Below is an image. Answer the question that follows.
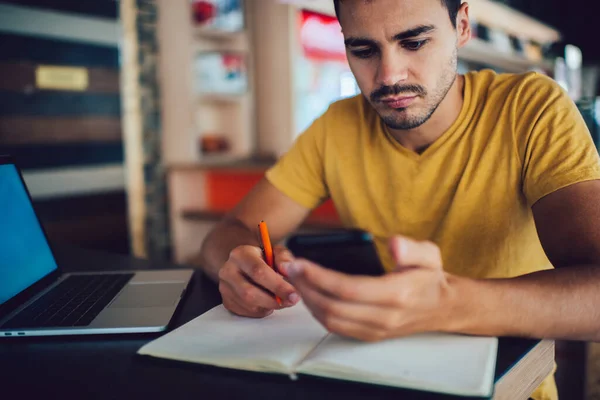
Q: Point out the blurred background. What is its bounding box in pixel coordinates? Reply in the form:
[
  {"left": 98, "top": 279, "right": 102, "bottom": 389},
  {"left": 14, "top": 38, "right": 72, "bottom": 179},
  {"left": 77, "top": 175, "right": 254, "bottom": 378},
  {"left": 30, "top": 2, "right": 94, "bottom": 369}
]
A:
[{"left": 0, "top": 0, "right": 599, "bottom": 398}]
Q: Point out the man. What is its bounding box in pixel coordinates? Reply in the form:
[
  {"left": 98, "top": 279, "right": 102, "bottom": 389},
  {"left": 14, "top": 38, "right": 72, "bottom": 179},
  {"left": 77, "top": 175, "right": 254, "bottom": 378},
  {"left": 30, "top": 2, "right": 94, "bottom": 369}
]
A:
[{"left": 197, "top": 1, "right": 600, "bottom": 399}]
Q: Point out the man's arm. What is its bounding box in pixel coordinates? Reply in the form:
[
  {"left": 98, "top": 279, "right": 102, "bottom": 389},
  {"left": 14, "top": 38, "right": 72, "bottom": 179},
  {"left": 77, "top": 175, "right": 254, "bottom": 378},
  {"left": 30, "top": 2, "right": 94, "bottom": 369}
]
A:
[
  {"left": 282, "top": 180, "right": 600, "bottom": 342},
  {"left": 447, "top": 179, "right": 600, "bottom": 340},
  {"left": 196, "top": 178, "right": 311, "bottom": 282}
]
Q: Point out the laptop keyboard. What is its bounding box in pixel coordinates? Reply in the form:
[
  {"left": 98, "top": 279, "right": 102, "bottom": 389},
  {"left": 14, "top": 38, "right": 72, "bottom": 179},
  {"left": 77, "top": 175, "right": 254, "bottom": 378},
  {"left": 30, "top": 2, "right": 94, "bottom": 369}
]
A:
[{"left": 2, "top": 273, "right": 134, "bottom": 329}]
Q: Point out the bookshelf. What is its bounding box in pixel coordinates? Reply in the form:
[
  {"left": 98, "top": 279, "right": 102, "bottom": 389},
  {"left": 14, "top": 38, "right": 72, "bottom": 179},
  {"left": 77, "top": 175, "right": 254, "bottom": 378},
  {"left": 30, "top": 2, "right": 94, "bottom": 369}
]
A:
[
  {"left": 157, "top": 0, "right": 255, "bottom": 166},
  {"left": 459, "top": 37, "right": 555, "bottom": 73},
  {"left": 159, "top": 0, "right": 563, "bottom": 166}
]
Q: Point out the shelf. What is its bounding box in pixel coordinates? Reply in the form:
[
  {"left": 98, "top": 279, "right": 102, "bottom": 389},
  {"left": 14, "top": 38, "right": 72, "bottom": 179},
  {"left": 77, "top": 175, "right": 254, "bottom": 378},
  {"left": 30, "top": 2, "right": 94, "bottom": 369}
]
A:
[
  {"left": 182, "top": 209, "right": 343, "bottom": 229},
  {"left": 197, "top": 93, "right": 246, "bottom": 103},
  {"left": 168, "top": 151, "right": 277, "bottom": 170},
  {"left": 168, "top": 154, "right": 277, "bottom": 171},
  {"left": 279, "top": 0, "right": 335, "bottom": 16},
  {"left": 198, "top": 153, "right": 244, "bottom": 164},
  {"left": 459, "top": 38, "right": 554, "bottom": 73},
  {"left": 194, "top": 26, "right": 245, "bottom": 40},
  {"left": 22, "top": 164, "right": 125, "bottom": 200},
  {"left": 468, "top": 0, "right": 561, "bottom": 44}
]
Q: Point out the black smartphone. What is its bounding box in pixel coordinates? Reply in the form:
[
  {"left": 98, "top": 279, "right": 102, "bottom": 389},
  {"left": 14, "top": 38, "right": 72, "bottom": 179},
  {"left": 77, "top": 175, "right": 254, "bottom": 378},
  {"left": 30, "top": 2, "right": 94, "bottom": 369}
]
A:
[{"left": 285, "top": 229, "right": 386, "bottom": 276}]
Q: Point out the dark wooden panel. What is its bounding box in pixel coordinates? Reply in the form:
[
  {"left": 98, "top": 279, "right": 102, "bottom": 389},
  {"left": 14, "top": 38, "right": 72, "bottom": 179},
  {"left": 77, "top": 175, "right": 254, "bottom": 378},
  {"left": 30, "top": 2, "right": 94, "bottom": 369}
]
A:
[
  {"left": 43, "top": 214, "right": 130, "bottom": 255},
  {"left": 3, "top": 143, "right": 124, "bottom": 169},
  {"left": 0, "top": 33, "right": 119, "bottom": 68},
  {"left": 0, "top": 91, "right": 121, "bottom": 117},
  {"left": 0, "top": 116, "right": 122, "bottom": 144},
  {"left": 0, "top": 0, "right": 118, "bottom": 19},
  {"left": 33, "top": 190, "right": 128, "bottom": 222},
  {"left": 0, "top": 62, "right": 120, "bottom": 93},
  {"left": 34, "top": 191, "right": 130, "bottom": 255}
]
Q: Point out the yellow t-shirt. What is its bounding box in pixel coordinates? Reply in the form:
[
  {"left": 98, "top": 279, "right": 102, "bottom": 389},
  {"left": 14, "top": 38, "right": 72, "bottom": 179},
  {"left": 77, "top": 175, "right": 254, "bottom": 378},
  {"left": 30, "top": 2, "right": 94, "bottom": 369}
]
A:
[{"left": 266, "top": 69, "right": 600, "bottom": 400}]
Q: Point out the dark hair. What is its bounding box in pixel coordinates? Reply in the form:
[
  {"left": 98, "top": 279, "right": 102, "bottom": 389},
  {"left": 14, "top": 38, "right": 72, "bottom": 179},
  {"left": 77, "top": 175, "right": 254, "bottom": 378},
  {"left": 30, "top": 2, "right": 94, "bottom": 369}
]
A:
[{"left": 333, "top": 0, "right": 462, "bottom": 28}]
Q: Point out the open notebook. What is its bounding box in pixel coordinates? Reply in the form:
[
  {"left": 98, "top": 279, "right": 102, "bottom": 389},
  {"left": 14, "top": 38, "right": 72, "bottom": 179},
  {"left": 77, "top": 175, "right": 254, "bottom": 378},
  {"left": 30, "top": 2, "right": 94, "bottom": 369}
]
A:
[{"left": 138, "top": 301, "right": 498, "bottom": 398}]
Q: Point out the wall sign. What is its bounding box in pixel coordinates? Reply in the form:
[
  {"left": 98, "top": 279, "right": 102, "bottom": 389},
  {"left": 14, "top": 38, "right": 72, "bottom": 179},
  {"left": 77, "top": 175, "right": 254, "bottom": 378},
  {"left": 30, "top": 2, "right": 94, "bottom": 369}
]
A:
[{"left": 35, "top": 65, "right": 89, "bottom": 91}]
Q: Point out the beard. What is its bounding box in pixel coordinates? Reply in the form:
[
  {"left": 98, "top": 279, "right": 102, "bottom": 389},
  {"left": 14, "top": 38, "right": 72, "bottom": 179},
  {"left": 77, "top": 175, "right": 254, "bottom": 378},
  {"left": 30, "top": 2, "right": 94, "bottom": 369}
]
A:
[{"left": 369, "top": 49, "right": 458, "bottom": 131}]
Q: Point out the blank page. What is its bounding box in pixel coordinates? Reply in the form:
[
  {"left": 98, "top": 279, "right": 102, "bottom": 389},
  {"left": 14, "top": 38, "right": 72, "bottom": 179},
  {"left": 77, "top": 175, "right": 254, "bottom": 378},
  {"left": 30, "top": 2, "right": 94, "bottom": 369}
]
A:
[
  {"left": 138, "top": 301, "right": 329, "bottom": 374},
  {"left": 296, "top": 333, "right": 498, "bottom": 397}
]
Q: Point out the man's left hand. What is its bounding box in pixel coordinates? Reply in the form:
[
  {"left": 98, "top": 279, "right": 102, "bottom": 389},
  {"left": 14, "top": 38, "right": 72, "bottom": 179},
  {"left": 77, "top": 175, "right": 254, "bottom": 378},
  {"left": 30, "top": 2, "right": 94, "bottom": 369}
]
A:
[{"left": 280, "top": 236, "right": 457, "bottom": 342}]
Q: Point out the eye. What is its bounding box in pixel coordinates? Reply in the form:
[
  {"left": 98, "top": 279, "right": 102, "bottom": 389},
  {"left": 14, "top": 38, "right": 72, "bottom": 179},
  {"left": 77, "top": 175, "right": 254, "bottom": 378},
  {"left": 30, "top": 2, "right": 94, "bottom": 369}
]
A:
[
  {"left": 350, "top": 47, "right": 377, "bottom": 59},
  {"left": 402, "top": 40, "right": 428, "bottom": 51}
]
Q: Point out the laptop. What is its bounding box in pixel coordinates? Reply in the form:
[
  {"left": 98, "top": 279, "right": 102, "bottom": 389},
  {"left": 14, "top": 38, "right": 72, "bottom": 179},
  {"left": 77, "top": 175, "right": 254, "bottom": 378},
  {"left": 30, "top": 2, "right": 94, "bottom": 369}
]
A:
[{"left": 0, "top": 155, "right": 194, "bottom": 337}]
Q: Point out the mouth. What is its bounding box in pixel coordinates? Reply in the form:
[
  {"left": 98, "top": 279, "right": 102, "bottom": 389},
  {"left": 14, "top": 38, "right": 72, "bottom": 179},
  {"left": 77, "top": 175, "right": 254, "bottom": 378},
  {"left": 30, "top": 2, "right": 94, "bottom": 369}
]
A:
[{"left": 380, "top": 95, "right": 418, "bottom": 109}]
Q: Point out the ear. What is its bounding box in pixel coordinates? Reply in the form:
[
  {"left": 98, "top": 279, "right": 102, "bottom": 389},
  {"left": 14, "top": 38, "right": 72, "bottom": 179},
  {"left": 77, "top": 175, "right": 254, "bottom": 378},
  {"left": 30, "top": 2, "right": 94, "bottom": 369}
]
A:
[{"left": 456, "top": 2, "right": 472, "bottom": 48}]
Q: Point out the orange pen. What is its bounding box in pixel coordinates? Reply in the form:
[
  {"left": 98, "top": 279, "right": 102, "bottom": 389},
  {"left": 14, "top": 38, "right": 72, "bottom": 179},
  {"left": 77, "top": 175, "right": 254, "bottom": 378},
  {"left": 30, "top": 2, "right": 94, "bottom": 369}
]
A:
[{"left": 258, "top": 221, "right": 282, "bottom": 306}]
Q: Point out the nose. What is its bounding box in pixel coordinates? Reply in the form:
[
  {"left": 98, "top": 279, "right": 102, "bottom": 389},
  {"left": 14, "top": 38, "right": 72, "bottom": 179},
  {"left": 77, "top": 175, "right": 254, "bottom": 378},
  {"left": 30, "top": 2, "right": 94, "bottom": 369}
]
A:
[{"left": 376, "top": 49, "right": 408, "bottom": 87}]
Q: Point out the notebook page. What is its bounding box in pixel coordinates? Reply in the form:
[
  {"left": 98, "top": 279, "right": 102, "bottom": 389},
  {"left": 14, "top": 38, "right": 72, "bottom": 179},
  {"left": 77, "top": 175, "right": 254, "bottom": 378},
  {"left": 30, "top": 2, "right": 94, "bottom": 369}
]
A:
[
  {"left": 138, "top": 301, "right": 329, "bottom": 374},
  {"left": 296, "top": 333, "right": 498, "bottom": 397}
]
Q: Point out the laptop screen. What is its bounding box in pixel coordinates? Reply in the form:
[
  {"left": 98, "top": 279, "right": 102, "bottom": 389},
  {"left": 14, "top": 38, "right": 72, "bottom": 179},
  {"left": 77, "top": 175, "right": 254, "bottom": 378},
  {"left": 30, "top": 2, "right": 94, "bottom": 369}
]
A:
[{"left": 0, "top": 164, "right": 58, "bottom": 305}]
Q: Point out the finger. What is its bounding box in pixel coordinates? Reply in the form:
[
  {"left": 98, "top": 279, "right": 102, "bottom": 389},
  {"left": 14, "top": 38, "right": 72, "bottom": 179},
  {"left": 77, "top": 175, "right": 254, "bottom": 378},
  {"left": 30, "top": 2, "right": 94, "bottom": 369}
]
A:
[
  {"left": 220, "top": 280, "right": 275, "bottom": 318},
  {"left": 389, "top": 236, "right": 442, "bottom": 270},
  {"left": 284, "top": 259, "right": 400, "bottom": 305},
  {"left": 233, "top": 249, "right": 298, "bottom": 306},
  {"left": 229, "top": 295, "right": 274, "bottom": 319},
  {"left": 318, "top": 314, "right": 389, "bottom": 342},
  {"left": 273, "top": 245, "right": 295, "bottom": 277},
  {"left": 226, "top": 269, "right": 285, "bottom": 310},
  {"left": 220, "top": 262, "right": 280, "bottom": 310},
  {"left": 223, "top": 292, "right": 274, "bottom": 318},
  {"left": 294, "top": 274, "right": 399, "bottom": 331}
]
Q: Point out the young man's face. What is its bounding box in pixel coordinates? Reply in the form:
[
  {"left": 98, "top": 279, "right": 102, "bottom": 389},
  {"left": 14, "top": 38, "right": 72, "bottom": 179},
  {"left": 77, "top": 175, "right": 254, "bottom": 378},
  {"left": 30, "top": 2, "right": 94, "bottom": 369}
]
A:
[{"left": 339, "top": 0, "right": 467, "bottom": 130}]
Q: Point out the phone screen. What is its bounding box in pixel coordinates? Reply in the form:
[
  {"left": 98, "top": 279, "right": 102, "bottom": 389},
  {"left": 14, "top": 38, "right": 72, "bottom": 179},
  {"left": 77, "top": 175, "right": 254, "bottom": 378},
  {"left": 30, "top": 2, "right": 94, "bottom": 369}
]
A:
[{"left": 286, "top": 230, "right": 386, "bottom": 276}]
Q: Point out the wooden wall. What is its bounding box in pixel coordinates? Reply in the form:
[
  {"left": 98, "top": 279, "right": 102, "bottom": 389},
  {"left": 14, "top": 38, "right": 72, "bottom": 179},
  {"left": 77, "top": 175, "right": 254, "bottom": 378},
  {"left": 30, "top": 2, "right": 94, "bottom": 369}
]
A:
[{"left": 0, "top": 1, "right": 129, "bottom": 254}]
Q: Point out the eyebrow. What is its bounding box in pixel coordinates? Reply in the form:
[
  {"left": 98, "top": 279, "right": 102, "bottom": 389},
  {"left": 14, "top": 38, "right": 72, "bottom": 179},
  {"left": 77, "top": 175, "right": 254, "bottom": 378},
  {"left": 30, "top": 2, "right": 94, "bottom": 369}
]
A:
[{"left": 344, "top": 24, "right": 436, "bottom": 47}]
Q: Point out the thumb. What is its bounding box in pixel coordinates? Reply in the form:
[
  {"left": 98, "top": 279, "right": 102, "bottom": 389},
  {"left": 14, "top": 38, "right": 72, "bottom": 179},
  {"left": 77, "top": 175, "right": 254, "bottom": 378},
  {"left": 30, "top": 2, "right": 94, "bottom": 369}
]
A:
[
  {"left": 273, "top": 245, "right": 295, "bottom": 277},
  {"left": 389, "top": 236, "right": 443, "bottom": 271}
]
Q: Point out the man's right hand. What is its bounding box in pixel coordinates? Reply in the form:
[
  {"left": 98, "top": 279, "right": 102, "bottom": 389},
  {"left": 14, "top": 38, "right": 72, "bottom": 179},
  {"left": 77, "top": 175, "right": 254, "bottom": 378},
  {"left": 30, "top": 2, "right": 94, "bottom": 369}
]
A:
[{"left": 218, "top": 245, "right": 300, "bottom": 318}]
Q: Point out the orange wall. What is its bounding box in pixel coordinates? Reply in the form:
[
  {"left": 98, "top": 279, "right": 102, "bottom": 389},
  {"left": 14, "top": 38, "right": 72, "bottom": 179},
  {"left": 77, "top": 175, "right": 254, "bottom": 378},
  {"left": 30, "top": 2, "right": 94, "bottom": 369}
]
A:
[{"left": 205, "top": 170, "right": 339, "bottom": 223}]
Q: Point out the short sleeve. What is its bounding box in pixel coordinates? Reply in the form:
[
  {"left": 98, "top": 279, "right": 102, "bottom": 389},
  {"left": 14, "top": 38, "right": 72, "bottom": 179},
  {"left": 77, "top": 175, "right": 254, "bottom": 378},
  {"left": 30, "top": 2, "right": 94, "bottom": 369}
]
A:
[
  {"left": 265, "top": 112, "right": 329, "bottom": 210},
  {"left": 516, "top": 74, "right": 600, "bottom": 206}
]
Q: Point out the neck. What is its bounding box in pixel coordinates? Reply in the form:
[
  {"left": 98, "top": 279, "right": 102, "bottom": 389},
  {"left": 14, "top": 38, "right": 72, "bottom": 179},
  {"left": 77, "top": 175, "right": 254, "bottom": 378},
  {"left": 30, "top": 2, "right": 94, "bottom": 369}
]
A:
[{"left": 386, "top": 74, "right": 465, "bottom": 154}]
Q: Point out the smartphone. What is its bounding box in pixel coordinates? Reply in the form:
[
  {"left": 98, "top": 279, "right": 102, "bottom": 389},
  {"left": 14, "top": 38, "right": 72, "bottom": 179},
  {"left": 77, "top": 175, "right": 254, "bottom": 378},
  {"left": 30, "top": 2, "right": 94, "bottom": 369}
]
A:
[{"left": 285, "top": 229, "right": 386, "bottom": 276}]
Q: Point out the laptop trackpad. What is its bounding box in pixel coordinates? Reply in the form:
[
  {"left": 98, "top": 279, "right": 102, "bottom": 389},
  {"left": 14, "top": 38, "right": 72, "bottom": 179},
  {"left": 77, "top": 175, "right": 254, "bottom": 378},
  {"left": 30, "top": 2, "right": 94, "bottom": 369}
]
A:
[{"left": 109, "top": 283, "right": 185, "bottom": 308}]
